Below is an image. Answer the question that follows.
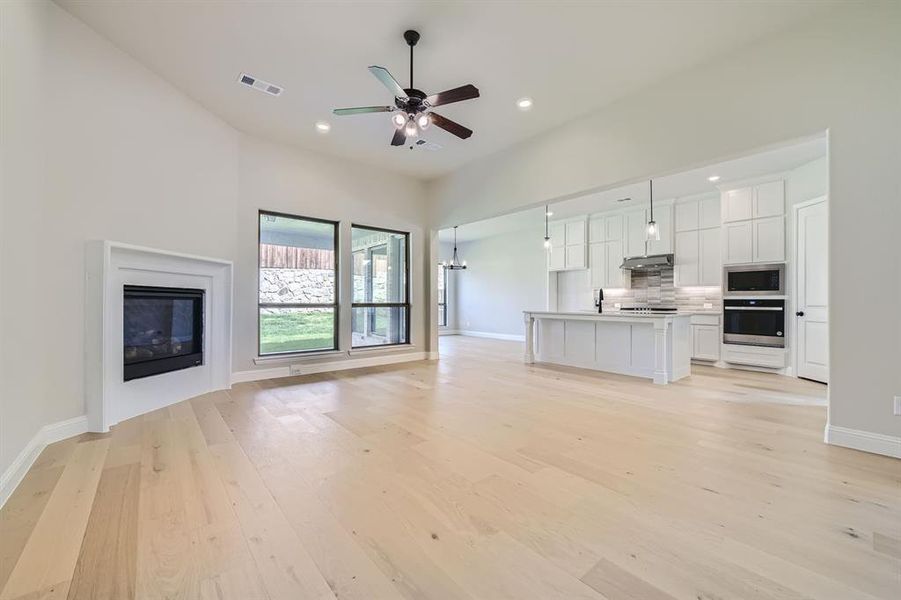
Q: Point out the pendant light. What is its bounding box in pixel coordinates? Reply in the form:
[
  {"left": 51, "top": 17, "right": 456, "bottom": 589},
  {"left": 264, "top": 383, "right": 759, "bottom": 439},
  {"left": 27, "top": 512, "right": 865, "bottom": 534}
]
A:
[
  {"left": 445, "top": 226, "right": 467, "bottom": 270},
  {"left": 646, "top": 179, "right": 660, "bottom": 242},
  {"left": 543, "top": 205, "right": 551, "bottom": 249}
]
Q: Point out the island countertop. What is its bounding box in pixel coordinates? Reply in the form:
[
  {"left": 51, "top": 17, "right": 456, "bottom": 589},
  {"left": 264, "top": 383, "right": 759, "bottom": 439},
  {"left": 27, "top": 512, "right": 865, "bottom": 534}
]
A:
[{"left": 522, "top": 310, "right": 692, "bottom": 321}]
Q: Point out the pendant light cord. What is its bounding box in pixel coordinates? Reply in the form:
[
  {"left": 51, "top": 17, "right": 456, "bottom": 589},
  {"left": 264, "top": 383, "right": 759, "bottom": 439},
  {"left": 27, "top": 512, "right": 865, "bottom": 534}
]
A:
[{"left": 649, "top": 179, "right": 654, "bottom": 222}]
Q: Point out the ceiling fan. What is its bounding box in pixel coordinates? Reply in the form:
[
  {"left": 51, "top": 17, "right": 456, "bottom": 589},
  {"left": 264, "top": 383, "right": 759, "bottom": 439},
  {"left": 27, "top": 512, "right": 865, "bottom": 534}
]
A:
[{"left": 333, "top": 30, "right": 480, "bottom": 147}]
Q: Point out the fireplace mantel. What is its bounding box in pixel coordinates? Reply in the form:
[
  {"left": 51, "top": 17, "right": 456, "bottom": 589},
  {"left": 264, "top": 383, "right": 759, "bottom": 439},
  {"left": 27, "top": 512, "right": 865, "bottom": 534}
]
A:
[{"left": 84, "top": 241, "right": 233, "bottom": 432}]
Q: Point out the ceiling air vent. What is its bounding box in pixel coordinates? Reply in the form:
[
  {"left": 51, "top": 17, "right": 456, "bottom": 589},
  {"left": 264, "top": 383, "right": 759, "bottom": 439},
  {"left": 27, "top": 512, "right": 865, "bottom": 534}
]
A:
[{"left": 238, "top": 72, "right": 283, "bottom": 97}]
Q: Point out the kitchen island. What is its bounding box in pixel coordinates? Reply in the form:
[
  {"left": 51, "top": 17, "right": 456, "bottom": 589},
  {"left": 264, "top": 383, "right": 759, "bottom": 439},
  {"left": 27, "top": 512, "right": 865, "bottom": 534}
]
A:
[{"left": 522, "top": 310, "right": 691, "bottom": 384}]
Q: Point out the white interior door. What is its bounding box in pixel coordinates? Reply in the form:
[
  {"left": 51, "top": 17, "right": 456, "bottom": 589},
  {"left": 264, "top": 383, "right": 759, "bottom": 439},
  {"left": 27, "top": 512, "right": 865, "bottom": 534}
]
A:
[{"left": 796, "top": 198, "right": 829, "bottom": 383}]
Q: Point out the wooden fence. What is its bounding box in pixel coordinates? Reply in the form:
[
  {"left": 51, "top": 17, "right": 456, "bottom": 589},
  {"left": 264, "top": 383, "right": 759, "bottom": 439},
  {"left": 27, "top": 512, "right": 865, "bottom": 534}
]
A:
[{"left": 260, "top": 244, "right": 334, "bottom": 269}]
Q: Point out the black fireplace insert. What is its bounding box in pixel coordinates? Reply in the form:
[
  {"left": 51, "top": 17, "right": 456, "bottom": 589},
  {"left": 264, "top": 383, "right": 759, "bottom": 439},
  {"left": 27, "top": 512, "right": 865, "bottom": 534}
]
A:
[{"left": 123, "top": 285, "right": 204, "bottom": 381}]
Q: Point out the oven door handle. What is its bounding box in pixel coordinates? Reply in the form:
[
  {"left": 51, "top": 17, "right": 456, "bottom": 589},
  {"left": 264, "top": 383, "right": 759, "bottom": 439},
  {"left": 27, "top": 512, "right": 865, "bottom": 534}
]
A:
[{"left": 724, "top": 307, "right": 784, "bottom": 311}]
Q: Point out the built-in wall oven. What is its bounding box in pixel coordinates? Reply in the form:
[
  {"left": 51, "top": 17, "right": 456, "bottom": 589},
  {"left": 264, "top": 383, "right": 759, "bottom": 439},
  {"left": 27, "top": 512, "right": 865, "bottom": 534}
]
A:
[
  {"left": 723, "top": 298, "right": 785, "bottom": 347},
  {"left": 723, "top": 263, "right": 785, "bottom": 296}
]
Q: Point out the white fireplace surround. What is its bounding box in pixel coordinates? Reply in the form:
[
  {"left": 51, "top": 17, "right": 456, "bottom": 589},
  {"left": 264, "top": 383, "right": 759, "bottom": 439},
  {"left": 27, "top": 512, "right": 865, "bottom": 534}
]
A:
[{"left": 85, "top": 241, "right": 233, "bottom": 432}]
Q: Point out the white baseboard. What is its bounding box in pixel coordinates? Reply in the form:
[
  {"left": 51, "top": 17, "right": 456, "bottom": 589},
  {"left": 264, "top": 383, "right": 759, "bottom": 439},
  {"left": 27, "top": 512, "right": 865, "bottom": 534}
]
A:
[
  {"left": 0, "top": 415, "right": 88, "bottom": 508},
  {"left": 232, "top": 351, "right": 430, "bottom": 384},
  {"left": 438, "top": 329, "right": 459, "bottom": 336},
  {"left": 824, "top": 424, "right": 901, "bottom": 459},
  {"left": 458, "top": 330, "right": 526, "bottom": 342}
]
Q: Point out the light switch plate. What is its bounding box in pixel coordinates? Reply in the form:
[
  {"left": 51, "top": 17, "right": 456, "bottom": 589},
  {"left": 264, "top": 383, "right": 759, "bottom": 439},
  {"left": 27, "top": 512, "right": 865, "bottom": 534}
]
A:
[
  {"left": 703, "top": 302, "right": 713, "bottom": 309},
  {"left": 894, "top": 395, "right": 901, "bottom": 416}
]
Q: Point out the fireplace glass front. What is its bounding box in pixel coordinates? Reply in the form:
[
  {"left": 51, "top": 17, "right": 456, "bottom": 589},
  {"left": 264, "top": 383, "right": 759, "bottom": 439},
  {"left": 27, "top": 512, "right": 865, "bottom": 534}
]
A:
[{"left": 123, "top": 285, "right": 204, "bottom": 381}]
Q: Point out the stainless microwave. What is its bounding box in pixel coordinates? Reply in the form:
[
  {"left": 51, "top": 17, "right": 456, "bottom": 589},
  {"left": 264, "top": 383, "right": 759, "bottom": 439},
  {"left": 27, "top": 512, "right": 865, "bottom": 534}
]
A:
[{"left": 723, "top": 263, "right": 785, "bottom": 296}]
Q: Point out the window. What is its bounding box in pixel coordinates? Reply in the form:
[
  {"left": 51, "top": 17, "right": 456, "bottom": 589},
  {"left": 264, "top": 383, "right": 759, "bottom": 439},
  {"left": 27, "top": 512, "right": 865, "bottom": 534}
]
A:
[
  {"left": 437, "top": 264, "right": 448, "bottom": 327},
  {"left": 258, "top": 211, "right": 338, "bottom": 355},
  {"left": 352, "top": 225, "right": 409, "bottom": 347}
]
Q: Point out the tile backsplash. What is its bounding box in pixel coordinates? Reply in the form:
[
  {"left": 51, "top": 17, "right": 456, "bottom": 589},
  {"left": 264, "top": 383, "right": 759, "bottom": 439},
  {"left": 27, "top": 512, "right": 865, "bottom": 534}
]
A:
[{"left": 597, "top": 268, "right": 722, "bottom": 311}]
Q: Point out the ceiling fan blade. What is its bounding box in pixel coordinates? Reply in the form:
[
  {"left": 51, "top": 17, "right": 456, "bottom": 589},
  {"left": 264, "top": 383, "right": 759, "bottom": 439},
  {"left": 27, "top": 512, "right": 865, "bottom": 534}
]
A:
[
  {"left": 429, "top": 112, "right": 473, "bottom": 139},
  {"left": 333, "top": 106, "right": 394, "bottom": 116},
  {"left": 425, "top": 84, "right": 479, "bottom": 107},
  {"left": 369, "top": 66, "right": 408, "bottom": 99},
  {"left": 390, "top": 128, "right": 406, "bottom": 146}
]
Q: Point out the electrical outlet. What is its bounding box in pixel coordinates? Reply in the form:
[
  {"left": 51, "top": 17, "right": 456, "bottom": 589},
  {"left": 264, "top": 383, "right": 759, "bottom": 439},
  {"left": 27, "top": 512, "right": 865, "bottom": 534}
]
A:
[
  {"left": 894, "top": 395, "right": 901, "bottom": 416},
  {"left": 703, "top": 302, "right": 713, "bottom": 309}
]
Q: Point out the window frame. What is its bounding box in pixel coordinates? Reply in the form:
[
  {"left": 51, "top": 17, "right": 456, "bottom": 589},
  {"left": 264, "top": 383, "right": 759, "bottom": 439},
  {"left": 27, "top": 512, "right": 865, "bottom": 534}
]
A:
[
  {"left": 437, "top": 263, "right": 448, "bottom": 327},
  {"left": 350, "top": 223, "right": 411, "bottom": 349},
  {"left": 257, "top": 209, "right": 340, "bottom": 357}
]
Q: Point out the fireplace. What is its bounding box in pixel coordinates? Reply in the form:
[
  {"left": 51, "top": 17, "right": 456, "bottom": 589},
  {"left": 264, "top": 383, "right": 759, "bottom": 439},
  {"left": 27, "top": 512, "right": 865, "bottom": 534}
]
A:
[{"left": 123, "top": 285, "right": 204, "bottom": 381}]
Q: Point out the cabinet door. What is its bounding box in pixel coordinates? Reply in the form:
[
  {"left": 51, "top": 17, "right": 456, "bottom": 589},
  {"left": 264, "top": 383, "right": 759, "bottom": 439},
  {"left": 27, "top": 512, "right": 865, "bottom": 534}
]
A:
[
  {"left": 548, "top": 244, "right": 565, "bottom": 271},
  {"left": 692, "top": 325, "right": 721, "bottom": 361},
  {"left": 699, "top": 227, "right": 722, "bottom": 286},
  {"left": 674, "top": 230, "right": 699, "bottom": 287},
  {"left": 647, "top": 204, "right": 673, "bottom": 255},
  {"left": 722, "top": 187, "right": 753, "bottom": 223},
  {"left": 589, "top": 242, "right": 607, "bottom": 288},
  {"left": 565, "top": 220, "right": 586, "bottom": 245},
  {"left": 675, "top": 200, "right": 699, "bottom": 232},
  {"left": 605, "top": 214, "right": 623, "bottom": 241},
  {"left": 754, "top": 180, "right": 784, "bottom": 218},
  {"left": 549, "top": 222, "right": 566, "bottom": 246},
  {"left": 589, "top": 217, "right": 606, "bottom": 243},
  {"left": 753, "top": 216, "right": 785, "bottom": 262},
  {"left": 565, "top": 244, "right": 586, "bottom": 270},
  {"left": 625, "top": 209, "right": 648, "bottom": 258},
  {"left": 723, "top": 221, "right": 753, "bottom": 264},
  {"left": 699, "top": 196, "right": 721, "bottom": 229},
  {"left": 605, "top": 240, "right": 625, "bottom": 288}
]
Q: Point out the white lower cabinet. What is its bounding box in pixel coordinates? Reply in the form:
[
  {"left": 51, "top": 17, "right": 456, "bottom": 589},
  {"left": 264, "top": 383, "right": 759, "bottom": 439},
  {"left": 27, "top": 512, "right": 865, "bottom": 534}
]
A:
[
  {"left": 689, "top": 314, "right": 721, "bottom": 362},
  {"left": 691, "top": 325, "right": 720, "bottom": 361}
]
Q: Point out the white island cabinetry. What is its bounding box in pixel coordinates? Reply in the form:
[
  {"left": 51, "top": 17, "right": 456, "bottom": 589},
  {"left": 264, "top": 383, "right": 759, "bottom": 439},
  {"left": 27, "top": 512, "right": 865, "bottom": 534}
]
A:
[{"left": 523, "top": 311, "right": 691, "bottom": 384}]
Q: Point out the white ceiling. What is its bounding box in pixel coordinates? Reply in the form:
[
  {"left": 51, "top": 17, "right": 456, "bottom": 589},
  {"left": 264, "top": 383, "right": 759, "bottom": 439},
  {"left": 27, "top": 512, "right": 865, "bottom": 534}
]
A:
[
  {"left": 439, "top": 136, "right": 827, "bottom": 242},
  {"left": 57, "top": 1, "right": 834, "bottom": 179}
]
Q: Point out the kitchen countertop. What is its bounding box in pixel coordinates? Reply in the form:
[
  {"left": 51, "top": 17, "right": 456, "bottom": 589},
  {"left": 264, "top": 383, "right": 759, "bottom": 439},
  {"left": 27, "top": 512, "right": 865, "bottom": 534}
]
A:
[{"left": 523, "top": 310, "right": 691, "bottom": 320}]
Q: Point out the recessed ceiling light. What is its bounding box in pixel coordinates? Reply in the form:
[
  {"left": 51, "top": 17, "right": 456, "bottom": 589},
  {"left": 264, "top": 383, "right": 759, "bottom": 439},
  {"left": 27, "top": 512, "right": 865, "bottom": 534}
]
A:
[
  {"left": 707, "top": 175, "right": 720, "bottom": 182},
  {"left": 315, "top": 121, "right": 331, "bottom": 133},
  {"left": 516, "top": 97, "right": 533, "bottom": 110}
]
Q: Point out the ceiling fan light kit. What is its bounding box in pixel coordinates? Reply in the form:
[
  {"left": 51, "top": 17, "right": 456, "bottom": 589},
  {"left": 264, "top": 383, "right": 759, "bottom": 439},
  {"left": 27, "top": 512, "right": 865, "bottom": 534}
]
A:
[{"left": 333, "top": 30, "right": 479, "bottom": 148}]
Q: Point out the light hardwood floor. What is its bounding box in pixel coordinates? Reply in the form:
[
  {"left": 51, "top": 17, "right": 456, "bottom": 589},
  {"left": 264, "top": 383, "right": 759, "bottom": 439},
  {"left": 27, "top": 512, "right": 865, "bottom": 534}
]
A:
[{"left": 1, "top": 336, "right": 899, "bottom": 599}]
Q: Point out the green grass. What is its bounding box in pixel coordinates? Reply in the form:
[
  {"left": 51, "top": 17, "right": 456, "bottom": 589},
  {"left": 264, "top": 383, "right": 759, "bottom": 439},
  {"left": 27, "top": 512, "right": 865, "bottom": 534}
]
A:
[{"left": 260, "top": 310, "right": 334, "bottom": 354}]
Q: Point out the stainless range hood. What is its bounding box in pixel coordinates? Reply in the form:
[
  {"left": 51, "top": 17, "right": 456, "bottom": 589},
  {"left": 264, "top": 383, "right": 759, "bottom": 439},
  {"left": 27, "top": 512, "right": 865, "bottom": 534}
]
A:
[{"left": 620, "top": 253, "right": 674, "bottom": 271}]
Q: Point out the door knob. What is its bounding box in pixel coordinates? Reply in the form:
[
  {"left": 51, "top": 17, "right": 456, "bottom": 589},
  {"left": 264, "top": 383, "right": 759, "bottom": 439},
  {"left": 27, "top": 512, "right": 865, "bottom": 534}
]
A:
[{"left": 796, "top": 311, "right": 805, "bottom": 317}]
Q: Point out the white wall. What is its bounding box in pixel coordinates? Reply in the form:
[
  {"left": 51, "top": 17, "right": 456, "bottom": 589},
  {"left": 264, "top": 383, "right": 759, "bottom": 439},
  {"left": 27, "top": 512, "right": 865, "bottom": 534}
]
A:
[
  {"left": 0, "top": 1, "right": 432, "bottom": 480},
  {"left": 428, "top": 5, "right": 901, "bottom": 441},
  {"left": 0, "top": 0, "right": 239, "bottom": 478},
  {"left": 234, "top": 136, "right": 428, "bottom": 375},
  {"left": 451, "top": 225, "right": 547, "bottom": 338}
]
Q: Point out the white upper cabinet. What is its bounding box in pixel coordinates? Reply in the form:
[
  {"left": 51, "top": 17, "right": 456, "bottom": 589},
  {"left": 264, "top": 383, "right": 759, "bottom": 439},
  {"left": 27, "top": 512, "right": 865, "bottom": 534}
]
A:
[
  {"left": 606, "top": 214, "right": 623, "bottom": 241},
  {"left": 674, "top": 230, "right": 699, "bottom": 286},
  {"left": 723, "top": 221, "right": 753, "bottom": 264},
  {"left": 605, "top": 241, "right": 625, "bottom": 288},
  {"left": 589, "top": 217, "right": 606, "bottom": 243},
  {"left": 753, "top": 180, "right": 785, "bottom": 218},
  {"left": 589, "top": 242, "right": 607, "bottom": 288},
  {"left": 699, "top": 196, "right": 721, "bottom": 229},
  {"left": 722, "top": 187, "right": 753, "bottom": 223},
  {"left": 565, "top": 220, "right": 586, "bottom": 246},
  {"left": 624, "top": 209, "right": 648, "bottom": 258},
  {"left": 753, "top": 216, "right": 785, "bottom": 262},
  {"left": 699, "top": 227, "right": 721, "bottom": 286},
  {"left": 548, "top": 217, "right": 587, "bottom": 271},
  {"left": 675, "top": 201, "right": 699, "bottom": 232},
  {"left": 720, "top": 179, "right": 786, "bottom": 265}
]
